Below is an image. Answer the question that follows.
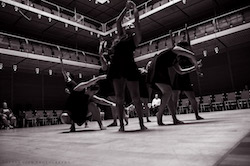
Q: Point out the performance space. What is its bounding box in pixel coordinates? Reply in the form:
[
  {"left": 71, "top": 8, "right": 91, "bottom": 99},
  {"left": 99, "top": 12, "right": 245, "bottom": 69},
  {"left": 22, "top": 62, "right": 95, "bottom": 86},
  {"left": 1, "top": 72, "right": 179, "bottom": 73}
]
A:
[{"left": 1, "top": 109, "right": 250, "bottom": 166}]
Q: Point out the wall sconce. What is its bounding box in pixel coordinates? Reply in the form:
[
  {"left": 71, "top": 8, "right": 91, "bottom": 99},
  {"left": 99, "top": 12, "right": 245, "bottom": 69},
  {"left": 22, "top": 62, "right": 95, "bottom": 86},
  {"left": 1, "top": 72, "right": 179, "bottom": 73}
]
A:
[
  {"left": 203, "top": 50, "right": 207, "bottom": 57},
  {"left": 48, "top": 17, "right": 52, "bottom": 22},
  {"left": 38, "top": 14, "right": 42, "bottom": 19},
  {"left": 214, "top": 46, "right": 219, "bottom": 54},
  {"left": 0, "top": 63, "right": 3, "bottom": 69},
  {"left": 65, "top": 23, "right": 68, "bottom": 27},
  {"left": 79, "top": 73, "right": 82, "bottom": 79},
  {"left": 35, "top": 67, "right": 39, "bottom": 74},
  {"left": 13, "top": 64, "right": 17, "bottom": 71},
  {"left": 14, "top": 6, "right": 19, "bottom": 12},
  {"left": 1, "top": 2, "right": 6, "bottom": 8},
  {"left": 49, "top": 69, "right": 53, "bottom": 75}
]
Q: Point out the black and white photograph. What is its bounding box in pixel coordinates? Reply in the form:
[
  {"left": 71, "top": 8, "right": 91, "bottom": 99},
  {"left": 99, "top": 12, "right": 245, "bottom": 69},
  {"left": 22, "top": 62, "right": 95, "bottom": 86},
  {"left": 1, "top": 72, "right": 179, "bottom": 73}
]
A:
[{"left": 0, "top": 0, "right": 250, "bottom": 165}]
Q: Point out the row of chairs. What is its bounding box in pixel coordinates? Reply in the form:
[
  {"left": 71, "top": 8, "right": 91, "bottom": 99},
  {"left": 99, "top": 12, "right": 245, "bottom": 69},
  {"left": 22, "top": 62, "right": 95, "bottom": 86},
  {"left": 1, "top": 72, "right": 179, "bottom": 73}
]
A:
[
  {"left": 177, "top": 90, "right": 250, "bottom": 114},
  {"left": 135, "top": 9, "right": 249, "bottom": 57},
  {"left": 0, "top": 35, "right": 100, "bottom": 65},
  {"left": 14, "top": 0, "right": 101, "bottom": 30},
  {"left": 19, "top": 110, "right": 63, "bottom": 127}
]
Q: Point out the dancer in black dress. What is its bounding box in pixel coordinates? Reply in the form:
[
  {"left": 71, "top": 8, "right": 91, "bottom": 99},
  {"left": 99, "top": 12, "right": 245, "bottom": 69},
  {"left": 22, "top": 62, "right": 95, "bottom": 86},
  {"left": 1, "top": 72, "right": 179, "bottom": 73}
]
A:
[
  {"left": 172, "top": 44, "right": 203, "bottom": 120},
  {"left": 98, "top": 38, "right": 129, "bottom": 127},
  {"left": 107, "top": 1, "right": 147, "bottom": 131},
  {"left": 171, "top": 25, "right": 203, "bottom": 120},
  {"left": 148, "top": 44, "right": 200, "bottom": 125},
  {"left": 59, "top": 55, "right": 115, "bottom": 132}
]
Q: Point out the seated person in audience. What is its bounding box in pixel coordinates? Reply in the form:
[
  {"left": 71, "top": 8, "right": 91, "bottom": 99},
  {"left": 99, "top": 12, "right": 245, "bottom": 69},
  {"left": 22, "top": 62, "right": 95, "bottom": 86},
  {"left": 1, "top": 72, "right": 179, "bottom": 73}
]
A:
[
  {"left": 0, "top": 102, "right": 17, "bottom": 129},
  {"left": 151, "top": 94, "right": 161, "bottom": 116}
]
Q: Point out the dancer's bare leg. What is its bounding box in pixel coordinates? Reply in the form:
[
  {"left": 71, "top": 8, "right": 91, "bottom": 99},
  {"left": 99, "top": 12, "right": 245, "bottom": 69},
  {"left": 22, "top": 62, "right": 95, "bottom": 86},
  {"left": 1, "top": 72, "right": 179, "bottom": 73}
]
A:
[
  {"left": 88, "top": 102, "right": 106, "bottom": 130},
  {"left": 113, "top": 78, "right": 126, "bottom": 131},
  {"left": 127, "top": 81, "right": 147, "bottom": 130},
  {"left": 156, "top": 83, "right": 183, "bottom": 125},
  {"left": 141, "top": 98, "right": 151, "bottom": 122},
  {"left": 184, "top": 91, "right": 204, "bottom": 120}
]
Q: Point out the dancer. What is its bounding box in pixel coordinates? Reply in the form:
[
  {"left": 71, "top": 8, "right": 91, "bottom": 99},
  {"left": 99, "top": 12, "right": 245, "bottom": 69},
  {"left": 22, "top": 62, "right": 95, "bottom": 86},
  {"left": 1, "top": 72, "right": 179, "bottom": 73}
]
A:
[
  {"left": 98, "top": 38, "right": 129, "bottom": 127},
  {"left": 107, "top": 0, "right": 147, "bottom": 131},
  {"left": 171, "top": 25, "right": 204, "bottom": 120},
  {"left": 138, "top": 66, "right": 151, "bottom": 122},
  {"left": 59, "top": 55, "right": 115, "bottom": 132},
  {"left": 148, "top": 39, "right": 201, "bottom": 125}
]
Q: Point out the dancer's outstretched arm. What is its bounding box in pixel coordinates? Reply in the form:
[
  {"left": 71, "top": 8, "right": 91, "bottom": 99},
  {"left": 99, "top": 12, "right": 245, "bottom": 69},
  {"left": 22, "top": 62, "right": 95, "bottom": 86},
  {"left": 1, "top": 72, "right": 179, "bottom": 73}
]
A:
[
  {"left": 99, "top": 39, "right": 109, "bottom": 71},
  {"left": 74, "top": 75, "right": 107, "bottom": 91},
  {"left": 173, "top": 59, "right": 202, "bottom": 75},
  {"left": 117, "top": 1, "right": 131, "bottom": 36},
  {"left": 59, "top": 54, "right": 71, "bottom": 82},
  {"left": 92, "top": 95, "right": 116, "bottom": 107},
  {"left": 172, "top": 46, "right": 198, "bottom": 67},
  {"left": 131, "top": 1, "right": 141, "bottom": 47}
]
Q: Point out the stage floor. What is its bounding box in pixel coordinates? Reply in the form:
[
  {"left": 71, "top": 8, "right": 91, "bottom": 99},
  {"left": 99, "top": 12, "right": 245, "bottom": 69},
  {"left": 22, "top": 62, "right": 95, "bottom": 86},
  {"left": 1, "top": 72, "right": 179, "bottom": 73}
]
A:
[{"left": 1, "top": 109, "right": 250, "bottom": 166}]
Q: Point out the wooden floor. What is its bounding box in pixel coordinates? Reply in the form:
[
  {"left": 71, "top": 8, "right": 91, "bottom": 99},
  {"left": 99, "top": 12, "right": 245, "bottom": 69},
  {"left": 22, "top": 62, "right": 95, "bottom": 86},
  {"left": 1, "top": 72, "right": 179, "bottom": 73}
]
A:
[{"left": 0, "top": 109, "right": 250, "bottom": 166}]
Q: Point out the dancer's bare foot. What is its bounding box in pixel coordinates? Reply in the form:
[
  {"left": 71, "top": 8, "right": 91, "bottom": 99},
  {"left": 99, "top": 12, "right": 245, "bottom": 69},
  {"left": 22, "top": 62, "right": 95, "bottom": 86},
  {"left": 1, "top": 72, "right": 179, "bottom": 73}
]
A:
[
  {"left": 125, "top": 118, "right": 129, "bottom": 126},
  {"left": 156, "top": 113, "right": 165, "bottom": 125},
  {"left": 100, "top": 126, "right": 107, "bottom": 130},
  {"left": 70, "top": 125, "right": 76, "bottom": 132},
  {"left": 140, "top": 125, "right": 148, "bottom": 130},
  {"left": 173, "top": 119, "right": 184, "bottom": 125},
  {"left": 119, "top": 126, "right": 125, "bottom": 132},
  {"left": 196, "top": 116, "right": 204, "bottom": 120},
  {"left": 107, "top": 122, "right": 117, "bottom": 127}
]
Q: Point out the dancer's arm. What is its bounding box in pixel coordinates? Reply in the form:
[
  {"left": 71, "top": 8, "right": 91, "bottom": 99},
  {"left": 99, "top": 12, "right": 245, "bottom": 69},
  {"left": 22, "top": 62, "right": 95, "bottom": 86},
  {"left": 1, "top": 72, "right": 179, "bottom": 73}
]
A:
[
  {"left": 131, "top": 1, "right": 141, "bottom": 47},
  {"left": 100, "top": 52, "right": 109, "bottom": 71},
  {"left": 74, "top": 75, "right": 107, "bottom": 91},
  {"left": 117, "top": 1, "right": 131, "bottom": 36},
  {"left": 92, "top": 95, "right": 116, "bottom": 107},
  {"left": 173, "top": 63, "right": 196, "bottom": 75},
  {"left": 59, "top": 54, "right": 73, "bottom": 83},
  {"left": 172, "top": 46, "right": 198, "bottom": 67}
]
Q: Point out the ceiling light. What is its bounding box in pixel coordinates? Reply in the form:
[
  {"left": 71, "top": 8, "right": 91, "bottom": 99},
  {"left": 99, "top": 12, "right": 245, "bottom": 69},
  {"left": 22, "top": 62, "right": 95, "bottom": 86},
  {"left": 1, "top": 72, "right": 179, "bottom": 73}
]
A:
[
  {"left": 49, "top": 69, "right": 52, "bottom": 75},
  {"left": 95, "top": 0, "right": 110, "bottom": 4},
  {"left": 35, "top": 67, "right": 39, "bottom": 74},
  {"left": 0, "top": 63, "right": 3, "bottom": 70},
  {"left": 13, "top": 65, "right": 17, "bottom": 71}
]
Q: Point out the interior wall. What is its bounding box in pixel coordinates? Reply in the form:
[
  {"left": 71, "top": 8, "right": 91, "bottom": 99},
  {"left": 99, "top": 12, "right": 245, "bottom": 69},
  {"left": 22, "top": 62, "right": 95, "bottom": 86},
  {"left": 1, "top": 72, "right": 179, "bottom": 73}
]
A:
[
  {"left": 190, "top": 41, "right": 250, "bottom": 96},
  {"left": 0, "top": 69, "right": 67, "bottom": 115}
]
